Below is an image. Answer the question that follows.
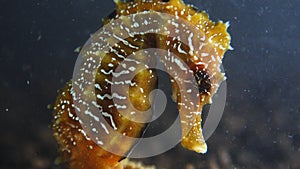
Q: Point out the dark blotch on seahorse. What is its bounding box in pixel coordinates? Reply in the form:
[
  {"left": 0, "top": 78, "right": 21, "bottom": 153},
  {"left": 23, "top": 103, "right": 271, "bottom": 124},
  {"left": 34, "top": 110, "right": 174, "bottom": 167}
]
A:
[{"left": 195, "top": 70, "right": 211, "bottom": 95}]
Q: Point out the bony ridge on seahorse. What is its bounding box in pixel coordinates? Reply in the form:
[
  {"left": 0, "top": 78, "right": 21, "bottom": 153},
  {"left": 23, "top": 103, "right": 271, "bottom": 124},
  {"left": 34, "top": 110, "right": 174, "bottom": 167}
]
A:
[{"left": 52, "top": 0, "right": 231, "bottom": 168}]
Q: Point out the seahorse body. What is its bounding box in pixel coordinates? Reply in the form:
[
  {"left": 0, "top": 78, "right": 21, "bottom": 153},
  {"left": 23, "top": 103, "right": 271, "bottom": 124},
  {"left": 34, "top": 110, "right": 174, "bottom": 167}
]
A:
[{"left": 53, "top": 0, "right": 231, "bottom": 168}]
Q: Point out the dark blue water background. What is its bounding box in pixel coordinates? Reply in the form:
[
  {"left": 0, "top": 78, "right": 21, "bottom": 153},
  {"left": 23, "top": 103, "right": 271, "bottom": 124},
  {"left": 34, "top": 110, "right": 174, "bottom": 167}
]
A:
[{"left": 0, "top": 0, "right": 299, "bottom": 168}]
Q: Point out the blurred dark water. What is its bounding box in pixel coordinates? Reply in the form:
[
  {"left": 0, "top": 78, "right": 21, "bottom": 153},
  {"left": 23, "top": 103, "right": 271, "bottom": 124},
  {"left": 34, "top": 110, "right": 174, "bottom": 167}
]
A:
[{"left": 0, "top": 0, "right": 299, "bottom": 168}]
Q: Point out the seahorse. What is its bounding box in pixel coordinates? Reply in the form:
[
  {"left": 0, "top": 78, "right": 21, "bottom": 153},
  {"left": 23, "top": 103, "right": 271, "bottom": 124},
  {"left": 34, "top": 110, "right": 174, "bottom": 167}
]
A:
[{"left": 52, "top": 0, "right": 231, "bottom": 168}]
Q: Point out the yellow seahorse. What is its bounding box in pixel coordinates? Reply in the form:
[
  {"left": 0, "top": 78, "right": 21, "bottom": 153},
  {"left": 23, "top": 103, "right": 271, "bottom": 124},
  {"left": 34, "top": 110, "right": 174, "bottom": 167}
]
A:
[{"left": 52, "top": 0, "right": 231, "bottom": 168}]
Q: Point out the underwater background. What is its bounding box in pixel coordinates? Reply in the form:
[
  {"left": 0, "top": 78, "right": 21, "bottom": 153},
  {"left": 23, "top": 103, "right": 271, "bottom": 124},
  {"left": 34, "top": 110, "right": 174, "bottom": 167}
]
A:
[{"left": 0, "top": 0, "right": 299, "bottom": 168}]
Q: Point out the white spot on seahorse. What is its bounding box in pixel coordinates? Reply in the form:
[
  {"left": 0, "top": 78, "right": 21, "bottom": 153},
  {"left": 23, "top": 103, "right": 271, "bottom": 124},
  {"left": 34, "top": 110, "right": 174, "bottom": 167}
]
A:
[
  {"left": 113, "top": 34, "right": 139, "bottom": 49},
  {"left": 100, "top": 122, "right": 109, "bottom": 134},
  {"left": 177, "top": 43, "right": 187, "bottom": 54},
  {"left": 188, "top": 33, "right": 194, "bottom": 56},
  {"left": 102, "top": 112, "right": 118, "bottom": 130}
]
